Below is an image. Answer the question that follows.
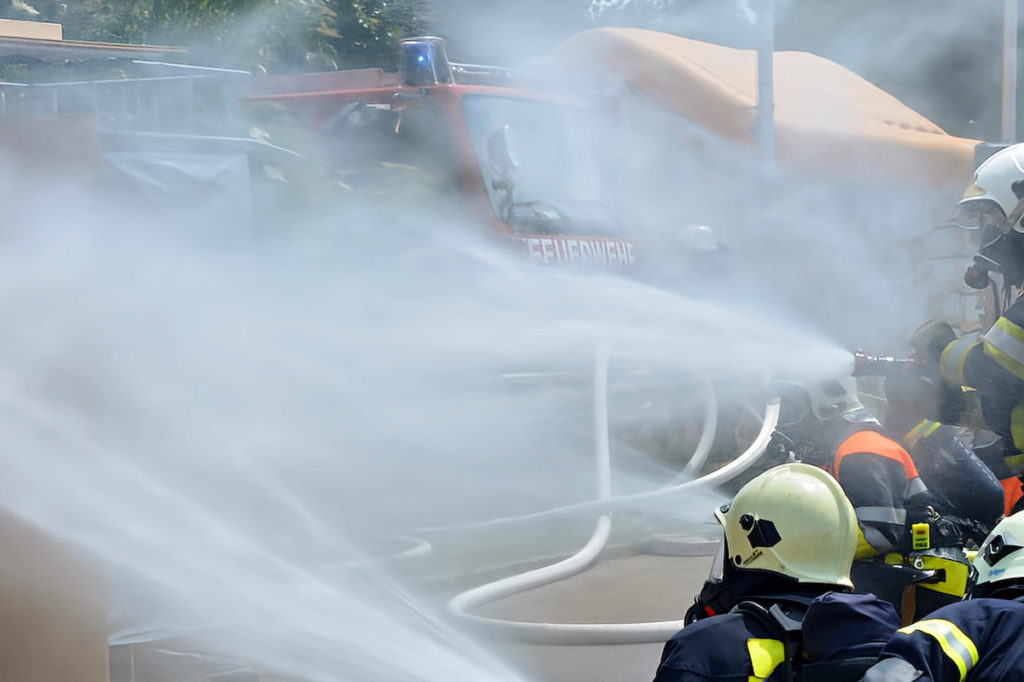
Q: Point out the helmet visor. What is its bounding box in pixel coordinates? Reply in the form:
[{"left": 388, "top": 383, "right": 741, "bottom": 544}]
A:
[
  {"left": 954, "top": 200, "right": 1008, "bottom": 232},
  {"left": 708, "top": 538, "right": 726, "bottom": 583}
]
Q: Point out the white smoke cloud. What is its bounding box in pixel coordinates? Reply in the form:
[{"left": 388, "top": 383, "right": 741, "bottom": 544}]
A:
[{"left": 0, "top": 2, "right": 1000, "bottom": 680}]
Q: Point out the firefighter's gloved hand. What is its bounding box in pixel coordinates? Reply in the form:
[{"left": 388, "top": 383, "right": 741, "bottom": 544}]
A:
[
  {"left": 765, "top": 431, "right": 796, "bottom": 465},
  {"left": 929, "top": 515, "right": 966, "bottom": 548},
  {"left": 909, "top": 320, "right": 957, "bottom": 367},
  {"left": 957, "top": 515, "right": 996, "bottom": 547}
]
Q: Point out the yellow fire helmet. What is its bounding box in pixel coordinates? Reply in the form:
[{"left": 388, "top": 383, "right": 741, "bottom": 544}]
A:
[
  {"left": 954, "top": 143, "right": 1024, "bottom": 234},
  {"left": 973, "top": 510, "right": 1024, "bottom": 597},
  {"left": 716, "top": 462, "right": 858, "bottom": 587}
]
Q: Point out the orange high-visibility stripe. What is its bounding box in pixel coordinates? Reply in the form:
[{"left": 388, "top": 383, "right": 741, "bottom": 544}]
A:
[
  {"left": 835, "top": 430, "right": 920, "bottom": 479},
  {"left": 1001, "top": 476, "right": 1024, "bottom": 517}
]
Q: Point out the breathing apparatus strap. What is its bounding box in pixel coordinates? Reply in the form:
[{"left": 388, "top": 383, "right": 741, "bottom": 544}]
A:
[{"left": 732, "top": 600, "right": 806, "bottom": 682}]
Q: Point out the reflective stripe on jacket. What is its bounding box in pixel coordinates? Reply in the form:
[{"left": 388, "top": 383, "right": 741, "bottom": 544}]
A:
[
  {"left": 940, "top": 336, "right": 980, "bottom": 386},
  {"left": 902, "top": 419, "right": 942, "bottom": 449},
  {"left": 833, "top": 430, "right": 926, "bottom": 558},
  {"left": 746, "top": 639, "right": 784, "bottom": 682},
  {"left": 653, "top": 593, "right": 899, "bottom": 682},
  {"left": 653, "top": 611, "right": 784, "bottom": 682},
  {"left": 897, "top": 619, "right": 978, "bottom": 680},
  {"left": 939, "top": 297, "right": 1024, "bottom": 459},
  {"left": 982, "top": 316, "right": 1024, "bottom": 382},
  {"left": 870, "top": 599, "right": 1024, "bottom": 682}
]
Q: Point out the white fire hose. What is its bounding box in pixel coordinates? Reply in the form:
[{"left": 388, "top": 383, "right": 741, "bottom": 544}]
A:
[{"left": 446, "top": 345, "right": 780, "bottom": 644}]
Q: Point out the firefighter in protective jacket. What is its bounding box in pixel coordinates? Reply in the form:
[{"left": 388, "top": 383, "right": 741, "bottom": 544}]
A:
[
  {"left": 918, "top": 143, "right": 1024, "bottom": 515},
  {"left": 854, "top": 511, "right": 1024, "bottom": 682},
  {"left": 655, "top": 463, "right": 900, "bottom": 682},
  {"left": 769, "top": 377, "right": 971, "bottom": 620},
  {"left": 881, "top": 369, "right": 1003, "bottom": 545}
]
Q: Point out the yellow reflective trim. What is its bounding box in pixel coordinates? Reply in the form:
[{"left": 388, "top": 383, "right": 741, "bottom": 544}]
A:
[
  {"left": 854, "top": 526, "right": 881, "bottom": 559},
  {"left": 940, "top": 338, "right": 979, "bottom": 386},
  {"left": 1006, "top": 452, "right": 1024, "bottom": 473},
  {"left": 746, "top": 638, "right": 785, "bottom": 681},
  {"left": 996, "top": 316, "right": 1024, "bottom": 344},
  {"left": 983, "top": 318, "right": 1024, "bottom": 381},
  {"left": 898, "top": 619, "right": 978, "bottom": 681},
  {"left": 1012, "top": 404, "right": 1024, "bottom": 458},
  {"left": 904, "top": 419, "right": 941, "bottom": 449},
  {"left": 985, "top": 344, "right": 1024, "bottom": 381},
  {"left": 914, "top": 555, "right": 971, "bottom": 597}
]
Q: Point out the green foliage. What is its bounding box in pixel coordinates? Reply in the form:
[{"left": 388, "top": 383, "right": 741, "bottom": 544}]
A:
[
  {"left": 326, "top": 0, "right": 427, "bottom": 69},
  {"left": 0, "top": 0, "right": 43, "bottom": 22},
  {"left": 51, "top": 0, "right": 423, "bottom": 72},
  {"left": 163, "top": 0, "right": 340, "bottom": 72},
  {"left": 1, "top": 0, "right": 424, "bottom": 71},
  {"left": 0, "top": 0, "right": 1009, "bottom": 139},
  {"left": 0, "top": 0, "right": 429, "bottom": 72},
  {"left": 62, "top": 0, "right": 153, "bottom": 43}
]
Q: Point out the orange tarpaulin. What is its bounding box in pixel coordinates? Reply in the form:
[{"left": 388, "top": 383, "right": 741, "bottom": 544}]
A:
[{"left": 548, "top": 28, "right": 980, "bottom": 191}]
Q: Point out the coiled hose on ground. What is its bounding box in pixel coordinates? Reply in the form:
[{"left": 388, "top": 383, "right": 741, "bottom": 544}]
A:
[{"left": 446, "top": 345, "right": 779, "bottom": 644}]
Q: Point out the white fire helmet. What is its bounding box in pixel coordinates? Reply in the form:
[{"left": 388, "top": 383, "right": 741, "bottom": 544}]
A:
[
  {"left": 774, "top": 375, "right": 864, "bottom": 424},
  {"left": 973, "top": 511, "right": 1024, "bottom": 596},
  {"left": 805, "top": 375, "right": 863, "bottom": 421},
  {"left": 715, "top": 462, "right": 858, "bottom": 586},
  {"left": 953, "top": 143, "right": 1024, "bottom": 235}
]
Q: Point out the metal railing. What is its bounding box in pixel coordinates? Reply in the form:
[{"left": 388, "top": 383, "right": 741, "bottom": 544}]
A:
[{"left": 0, "top": 60, "right": 250, "bottom": 136}]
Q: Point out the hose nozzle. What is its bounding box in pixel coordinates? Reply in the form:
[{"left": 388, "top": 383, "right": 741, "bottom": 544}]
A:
[{"left": 852, "top": 350, "right": 918, "bottom": 377}]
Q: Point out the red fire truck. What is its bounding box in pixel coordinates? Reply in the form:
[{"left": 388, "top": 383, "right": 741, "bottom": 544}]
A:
[{"left": 247, "top": 36, "right": 636, "bottom": 269}]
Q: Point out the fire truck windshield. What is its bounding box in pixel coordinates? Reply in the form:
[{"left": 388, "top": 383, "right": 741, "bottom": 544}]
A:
[
  {"left": 318, "top": 100, "right": 461, "bottom": 201},
  {"left": 462, "top": 94, "right": 618, "bottom": 237}
]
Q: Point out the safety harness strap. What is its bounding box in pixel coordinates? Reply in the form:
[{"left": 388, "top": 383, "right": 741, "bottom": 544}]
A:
[
  {"left": 747, "top": 638, "right": 785, "bottom": 682},
  {"left": 733, "top": 601, "right": 804, "bottom": 682}
]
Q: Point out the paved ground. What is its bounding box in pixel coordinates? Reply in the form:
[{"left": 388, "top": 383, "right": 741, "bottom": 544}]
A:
[
  {"left": 107, "top": 549, "right": 715, "bottom": 682},
  {"left": 470, "top": 551, "right": 717, "bottom": 682}
]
